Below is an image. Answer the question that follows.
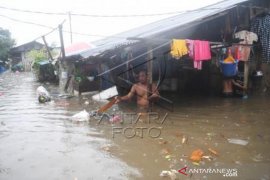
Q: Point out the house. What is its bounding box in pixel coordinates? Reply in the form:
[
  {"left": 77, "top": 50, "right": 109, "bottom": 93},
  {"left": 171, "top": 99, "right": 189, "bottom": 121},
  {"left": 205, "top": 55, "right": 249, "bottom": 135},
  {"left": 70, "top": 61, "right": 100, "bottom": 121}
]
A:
[
  {"left": 59, "top": 0, "right": 270, "bottom": 99},
  {"left": 9, "top": 41, "right": 45, "bottom": 71},
  {"left": 58, "top": 42, "right": 108, "bottom": 95}
]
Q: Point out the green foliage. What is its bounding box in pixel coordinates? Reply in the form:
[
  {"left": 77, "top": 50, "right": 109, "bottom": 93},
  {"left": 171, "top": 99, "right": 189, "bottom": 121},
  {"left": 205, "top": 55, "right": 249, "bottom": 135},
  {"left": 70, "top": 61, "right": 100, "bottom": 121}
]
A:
[
  {"left": 28, "top": 48, "right": 47, "bottom": 61},
  {"left": 27, "top": 48, "right": 47, "bottom": 70},
  {"left": 74, "top": 66, "right": 87, "bottom": 83},
  {"left": 0, "top": 27, "right": 15, "bottom": 62}
]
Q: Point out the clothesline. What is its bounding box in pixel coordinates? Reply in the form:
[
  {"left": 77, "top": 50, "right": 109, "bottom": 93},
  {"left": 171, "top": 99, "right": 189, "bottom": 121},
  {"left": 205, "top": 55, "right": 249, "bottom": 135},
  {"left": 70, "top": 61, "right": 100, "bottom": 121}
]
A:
[
  {"left": 170, "top": 39, "right": 212, "bottom": 70},
  {"left": 211, "top": 43, "right": 256, "bottom": 49}
]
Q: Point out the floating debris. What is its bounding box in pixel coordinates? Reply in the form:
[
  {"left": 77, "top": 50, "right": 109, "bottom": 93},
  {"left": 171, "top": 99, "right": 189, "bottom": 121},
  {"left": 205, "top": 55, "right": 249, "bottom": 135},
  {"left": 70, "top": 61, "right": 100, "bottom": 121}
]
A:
[
  {"left": 208, "top": 148, "right": 218, "bottom": 156},
  {"left": 202, "top": 155, "right": 214, "bottom": 161},
  {"left": 227, "top": 138, "right": 249, "bottom": 146},
  {"left": 234, "top": 161, "right": 242, "bottom": 165},
  {"left": 190, "top": 149, "right": 204, "bottom": 162},
  {"left": 109, "top": 115, "right": 121, "bottom": 123},
  {"left": 71, "top": 110, "right": 90, "bottom": 122},
  {"left": 192, "top": 162, "right": 200, "bottom": 166},
  {"left": 251, "top": 154, "right": 263, "bottom": 162},
  {"left": 182, "top": 135, "right": 188, "bottom": 144},
  {"left": 160, "top": 169, "right": 177, "bottom": 180}
]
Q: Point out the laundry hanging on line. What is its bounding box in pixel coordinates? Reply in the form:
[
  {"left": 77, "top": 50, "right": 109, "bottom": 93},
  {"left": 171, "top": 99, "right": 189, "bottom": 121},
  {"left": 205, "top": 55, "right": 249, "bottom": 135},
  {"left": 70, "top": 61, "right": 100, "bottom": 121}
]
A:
[
  {"left": 171, "top": 39, "right": 212, "bottom": 70},
  {"left": 232, "top": 45, "right": 251, "bottom": 61},
  {"left": 232, "top": 30, "right": 258, "bottom": 61},
  {"left": 193, "top": 40, "right": 212, "bottom": 70},
  {"left": 170, "top": 39, "right": 189, "bottom": 59}
]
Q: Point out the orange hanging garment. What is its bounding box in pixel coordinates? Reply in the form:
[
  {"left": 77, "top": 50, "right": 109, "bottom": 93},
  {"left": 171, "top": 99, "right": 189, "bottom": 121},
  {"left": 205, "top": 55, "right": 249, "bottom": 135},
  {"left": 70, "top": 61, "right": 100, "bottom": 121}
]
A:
[{"left": 223, "top": 48, "right": 235, "bottom": 63}]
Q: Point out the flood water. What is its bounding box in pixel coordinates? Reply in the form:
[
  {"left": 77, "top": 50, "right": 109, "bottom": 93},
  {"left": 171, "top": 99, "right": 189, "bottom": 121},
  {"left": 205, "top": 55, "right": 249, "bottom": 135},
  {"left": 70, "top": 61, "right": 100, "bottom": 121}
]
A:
[{"left": 0, "top": 72, "right": 270, "bottom": 180}]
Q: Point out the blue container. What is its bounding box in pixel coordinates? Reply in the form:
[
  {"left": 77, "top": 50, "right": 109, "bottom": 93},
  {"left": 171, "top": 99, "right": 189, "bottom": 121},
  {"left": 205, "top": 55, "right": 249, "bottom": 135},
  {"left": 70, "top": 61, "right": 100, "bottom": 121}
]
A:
[
  {"left": 0, "top": 66, "right": 6, "bottom": 74},
  {"left": 220, "top": 60, "right": 238, "bottom": 77}
]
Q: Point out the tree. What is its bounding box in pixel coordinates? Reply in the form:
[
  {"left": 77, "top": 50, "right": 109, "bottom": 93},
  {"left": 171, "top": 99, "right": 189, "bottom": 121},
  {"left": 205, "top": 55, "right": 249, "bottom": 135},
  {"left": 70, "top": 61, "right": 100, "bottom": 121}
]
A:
[
  {"left": 27, "top": 48, "right": 48, "bottom": 70},
  {"left": 27, "top": 48, "right": 57, "bottom": 81},
  {"left": 0, "top": 27, "right": 15, "bottom": 64}
]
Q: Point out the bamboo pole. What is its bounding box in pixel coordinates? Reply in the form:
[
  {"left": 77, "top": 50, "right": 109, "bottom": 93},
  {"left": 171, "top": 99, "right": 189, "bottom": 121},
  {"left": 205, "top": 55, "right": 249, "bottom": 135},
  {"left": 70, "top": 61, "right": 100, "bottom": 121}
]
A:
[
  {"left": 243, "top": 4, "right": 254, "bottom": 92},
  {"left": 42, "top": 36, "right": 53, "bottom": 61},
  {"left": 147, "top": 46, "right": 153, "bottom": 111}
]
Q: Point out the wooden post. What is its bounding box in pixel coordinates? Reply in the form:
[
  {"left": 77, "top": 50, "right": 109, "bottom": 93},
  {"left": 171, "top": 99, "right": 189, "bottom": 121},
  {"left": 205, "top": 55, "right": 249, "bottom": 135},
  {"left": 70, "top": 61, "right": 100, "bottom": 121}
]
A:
[
  {"left": 236, "top": 6, "right": 240, "bottom": 25},
  {"left": 99, "top": 62, "right": 102, "bottom": 92},
  {"left": 68, "top": 12, "right": 73, "bottom": 44},
  {"left": 59, "top": 24, "right": 65, "bottom": 58},
  {"left": 58, "top": 24, "right": 66, "bottom": 93},
  {"left": 225, "top": 13, "right": 231, "bottom": 35},
  {"left": 147, "top": 46, "right": 153, "bottom": 111},
  {"left": 127, "top": 50, "right": 134, "bottom": 82},
  {"left": 42, "top": 36, "right": 53, "bottom": 61},
  {"left": 126, "top": 51, "right": 130, "bottom": 81},
  {"left": 243, "top": 62, "right": 249, "bottom": 90},
  {"left": 243, "top": 4, "right": 254, "bottom": 92}
]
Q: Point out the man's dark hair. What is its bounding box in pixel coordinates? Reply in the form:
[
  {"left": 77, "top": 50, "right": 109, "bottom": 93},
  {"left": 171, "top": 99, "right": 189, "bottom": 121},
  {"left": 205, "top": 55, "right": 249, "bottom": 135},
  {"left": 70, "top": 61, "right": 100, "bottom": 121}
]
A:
[{"left": 139, "top": 69, "right": 147, "bottom": 75}]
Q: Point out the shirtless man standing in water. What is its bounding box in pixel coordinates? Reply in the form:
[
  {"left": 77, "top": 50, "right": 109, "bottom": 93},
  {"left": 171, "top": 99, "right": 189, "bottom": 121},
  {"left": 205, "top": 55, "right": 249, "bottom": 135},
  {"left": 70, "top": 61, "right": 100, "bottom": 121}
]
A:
[{"left": 116, "top": 70, "right": 159, "bottom": 112}]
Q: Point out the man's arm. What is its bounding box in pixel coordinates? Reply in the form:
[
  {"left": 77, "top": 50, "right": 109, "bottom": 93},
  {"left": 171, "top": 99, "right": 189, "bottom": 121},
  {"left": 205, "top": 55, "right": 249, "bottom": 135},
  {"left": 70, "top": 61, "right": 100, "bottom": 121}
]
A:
[
  {"left": 116, "top": 85, "right": 136, "bottom": 102},
  {"left": 148, "top": 83, "right": 160, "bottom": 101},
  {"left": 232, "top": 79, "right": 246, "bottom": 90}
]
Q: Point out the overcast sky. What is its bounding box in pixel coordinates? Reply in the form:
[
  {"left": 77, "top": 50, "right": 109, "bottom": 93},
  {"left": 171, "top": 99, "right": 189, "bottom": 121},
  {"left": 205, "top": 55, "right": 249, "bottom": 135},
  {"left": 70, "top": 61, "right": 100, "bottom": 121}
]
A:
[{"left": 0, "top": 0, "right": 222, "bottom": 47}]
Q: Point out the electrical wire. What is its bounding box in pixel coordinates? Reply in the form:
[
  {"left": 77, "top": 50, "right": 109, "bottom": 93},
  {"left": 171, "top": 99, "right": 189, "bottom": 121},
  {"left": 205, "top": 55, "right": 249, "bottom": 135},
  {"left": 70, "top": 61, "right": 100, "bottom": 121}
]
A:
[
  {"left": 0, "top": 5, "right": 221, "bottom": 18},
  {"left": 0, "top": 4, "right": 227, "bottom": 44},
  {"left": 0, "top": 14, "right": 54, "bottom": 29},
  {"left": 0, "top": 14, "right": 127, "bottom": 39},
  {"left": 32, "top": 20, "right": 66, "bottom": 42},
  {"left": 70, "top": 8, "right": 220, "bottom": 17},
  {"left": 0, "top": 6, "right": 66, "bottom": 16},
  {"left": 0, "top": 13, "right": 63, "bottom": 42}
]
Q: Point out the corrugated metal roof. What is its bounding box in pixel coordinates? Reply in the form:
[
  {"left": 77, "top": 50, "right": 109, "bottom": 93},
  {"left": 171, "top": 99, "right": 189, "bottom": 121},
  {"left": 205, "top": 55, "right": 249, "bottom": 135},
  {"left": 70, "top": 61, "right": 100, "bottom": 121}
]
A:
[
  {"left": 65, "top": 42, "right": 95, "bottom": 57},
  {"left": 78, "top": 0, "right": 248, "bottom": 58},
  {"left": 10, "top": 41, "right": 45, "bottom": 53}
]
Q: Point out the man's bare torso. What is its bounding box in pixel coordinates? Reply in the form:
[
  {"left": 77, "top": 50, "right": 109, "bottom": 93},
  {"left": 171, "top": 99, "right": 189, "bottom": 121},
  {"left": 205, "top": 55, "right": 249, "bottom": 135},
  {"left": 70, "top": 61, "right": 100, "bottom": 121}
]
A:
[{"left": 133, "top": 83, "right": 149, "bottom": 107}]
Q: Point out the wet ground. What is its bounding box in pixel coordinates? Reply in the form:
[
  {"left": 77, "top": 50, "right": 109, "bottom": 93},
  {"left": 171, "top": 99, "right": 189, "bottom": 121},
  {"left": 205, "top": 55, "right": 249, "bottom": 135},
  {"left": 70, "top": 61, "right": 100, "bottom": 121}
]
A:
[{"left": 0, "top": 72, "right": 270, "bottom": 180}]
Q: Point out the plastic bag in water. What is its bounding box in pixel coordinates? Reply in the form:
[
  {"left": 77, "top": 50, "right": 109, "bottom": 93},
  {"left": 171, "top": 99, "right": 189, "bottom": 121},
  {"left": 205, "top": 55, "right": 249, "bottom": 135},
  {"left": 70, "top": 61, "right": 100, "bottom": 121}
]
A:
[
  {"left": 36, "top": 86, "right": 50, "bottom": 97},
  {"left": 36, "top": 86, "right": 51, "bottom": 103},
  {"left": 71, "top": 110, "right": 90, "bottom": 122},
  {"left": 160, "top": 170, "right": 177, "bottom": 180}
]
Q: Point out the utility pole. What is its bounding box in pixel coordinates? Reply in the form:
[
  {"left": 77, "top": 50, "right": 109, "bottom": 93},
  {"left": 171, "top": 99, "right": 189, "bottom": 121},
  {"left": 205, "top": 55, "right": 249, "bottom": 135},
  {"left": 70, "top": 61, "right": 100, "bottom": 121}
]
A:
[
  {"left": 68, "top": 12, "right": 73, "bottom": 44},
  {"left": 59, "top": 24, "right": 65, "bottom": 58},
  {"left": 58, "top": 24, "right": 66, "bottom": 93}
]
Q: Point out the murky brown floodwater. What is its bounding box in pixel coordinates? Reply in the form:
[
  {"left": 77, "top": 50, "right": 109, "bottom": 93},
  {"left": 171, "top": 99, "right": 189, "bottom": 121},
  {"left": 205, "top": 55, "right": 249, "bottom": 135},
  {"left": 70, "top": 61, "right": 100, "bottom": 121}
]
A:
[
  {"left": 0, "top": 72, "right": 140, "bottom": 180},
  {"left": 1, "top": 72, "right": 270, "bottom": 180}
]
